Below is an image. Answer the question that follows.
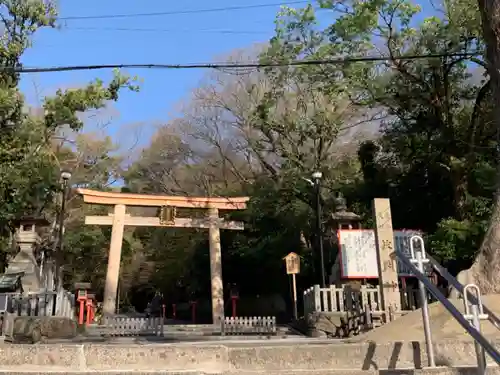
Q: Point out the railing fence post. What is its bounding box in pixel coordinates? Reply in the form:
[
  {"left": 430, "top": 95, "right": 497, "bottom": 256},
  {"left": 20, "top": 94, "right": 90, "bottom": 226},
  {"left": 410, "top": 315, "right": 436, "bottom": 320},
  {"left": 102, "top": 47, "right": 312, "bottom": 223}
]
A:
[
  {"left": 463, "top": 284, "right": 488, "bottom": 375},
  {"left": 313, "top": 285, "right": 321, "bottom": 312},
  {"left": 410, "top": 235, "right": 436, "bottom": 368}
]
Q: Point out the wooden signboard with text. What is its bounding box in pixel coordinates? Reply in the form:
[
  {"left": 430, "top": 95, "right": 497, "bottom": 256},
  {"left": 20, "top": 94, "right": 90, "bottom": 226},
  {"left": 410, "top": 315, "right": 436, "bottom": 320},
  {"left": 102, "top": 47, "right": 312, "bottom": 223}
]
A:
[
  {"left": 284, "top": 252, "right": 300, "bottom": 274},
  {"left": 337, "top": 229, "right": 427, "bottom": 278},
  {"left": 283, "top": 252, "right": 300, "bottom": 320}
]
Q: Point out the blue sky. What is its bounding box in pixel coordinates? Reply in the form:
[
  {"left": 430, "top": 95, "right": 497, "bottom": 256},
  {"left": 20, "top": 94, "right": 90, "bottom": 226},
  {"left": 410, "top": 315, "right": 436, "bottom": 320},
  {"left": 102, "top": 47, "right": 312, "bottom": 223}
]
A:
[
  {"left": 19, "top": 0, "right": 301, "bottom": 147},
  {"left": 19, "top": 0, "right": 435, "bottom": 151}
]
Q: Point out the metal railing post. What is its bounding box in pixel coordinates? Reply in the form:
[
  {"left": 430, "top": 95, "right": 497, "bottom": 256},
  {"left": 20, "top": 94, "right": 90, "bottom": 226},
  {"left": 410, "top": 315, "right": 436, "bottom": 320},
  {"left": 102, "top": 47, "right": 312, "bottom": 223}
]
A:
[
  {"left": 463, "top": 284, "right": 488, "bottom": 375},
  {"left": 410, "top": 235, "right": 435, "bottom": 367}
]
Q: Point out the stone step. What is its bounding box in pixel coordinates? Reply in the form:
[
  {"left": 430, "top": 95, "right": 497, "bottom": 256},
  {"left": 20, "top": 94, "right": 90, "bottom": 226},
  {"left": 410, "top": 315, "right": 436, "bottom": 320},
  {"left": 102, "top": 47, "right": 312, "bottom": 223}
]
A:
[
  {"left": 0, "top": 367, "right": 498, "bottom": 375},
  {"left": 0, "top": 340, "right": 497, "bottom": 372}
]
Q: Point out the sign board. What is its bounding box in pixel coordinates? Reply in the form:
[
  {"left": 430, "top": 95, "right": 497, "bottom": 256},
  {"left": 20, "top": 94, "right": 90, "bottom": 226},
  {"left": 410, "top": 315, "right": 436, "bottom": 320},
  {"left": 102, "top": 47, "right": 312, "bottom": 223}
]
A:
[
  {"left": 338, "top": 230, "right": 431, "bottom": 278},
  {"left": 283, "top": 252, "right": 300, "bottom": 274},
  {"left": 159, "top": 206, "right": 176, "bottom": 225},
  {"left": 77, "top": 289, "right": 87, "bottom": 299}
]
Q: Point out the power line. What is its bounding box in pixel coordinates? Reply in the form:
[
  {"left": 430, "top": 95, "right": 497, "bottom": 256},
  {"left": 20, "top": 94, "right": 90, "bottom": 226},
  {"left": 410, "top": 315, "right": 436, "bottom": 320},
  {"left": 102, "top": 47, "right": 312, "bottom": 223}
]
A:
[
  {"left": 64, "top": 26, "right": 269, "bottom": 35},
  {"left": 6, "top": 52, "right": 481, "bottom": 74},
  {"left": 58, "top": 1, "right": 310, "bottom": 21}
]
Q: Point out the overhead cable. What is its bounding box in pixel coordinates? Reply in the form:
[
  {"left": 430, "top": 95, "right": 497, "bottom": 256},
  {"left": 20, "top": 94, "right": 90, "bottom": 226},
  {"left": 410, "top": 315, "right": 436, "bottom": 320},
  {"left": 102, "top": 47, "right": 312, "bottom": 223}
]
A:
[
  {"left": 59, "top": 1, "right": 310, "bottom": 21},
  {"left": 5, "top": 52, "right": 481, "bottom": 74},
  {"left": 63, "top": 26, "right": 269, "bottom": 35}
]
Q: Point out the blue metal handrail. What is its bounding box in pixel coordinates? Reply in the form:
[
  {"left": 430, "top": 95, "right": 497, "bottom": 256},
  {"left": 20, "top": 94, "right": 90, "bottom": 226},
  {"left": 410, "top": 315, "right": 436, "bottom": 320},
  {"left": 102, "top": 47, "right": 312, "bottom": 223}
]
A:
[
  {"left": 427, "top": 254, "right": 500, "bottom": 330},
  {"left": 396, "top": 250, "right": 500, "bottom": 365}
]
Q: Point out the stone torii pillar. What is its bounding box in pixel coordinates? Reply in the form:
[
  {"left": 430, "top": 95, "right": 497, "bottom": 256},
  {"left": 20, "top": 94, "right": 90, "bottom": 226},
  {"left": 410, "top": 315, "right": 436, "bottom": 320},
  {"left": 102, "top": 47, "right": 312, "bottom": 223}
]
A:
[
  {"left": 77, "top": 189, "right": 248, "bottom": 324},
  {"left": 106, "top": 204, "right": 126, "bottom": 315},
  {"left": 208, "top": 207, "right": 223, "bottom": 321}
]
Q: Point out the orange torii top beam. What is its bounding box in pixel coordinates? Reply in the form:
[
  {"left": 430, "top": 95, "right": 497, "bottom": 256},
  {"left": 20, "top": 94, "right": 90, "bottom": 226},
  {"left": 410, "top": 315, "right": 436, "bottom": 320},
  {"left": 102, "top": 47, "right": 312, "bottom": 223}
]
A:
[{"left": 77, "top": 189, "right": 249, "bottom": 210}]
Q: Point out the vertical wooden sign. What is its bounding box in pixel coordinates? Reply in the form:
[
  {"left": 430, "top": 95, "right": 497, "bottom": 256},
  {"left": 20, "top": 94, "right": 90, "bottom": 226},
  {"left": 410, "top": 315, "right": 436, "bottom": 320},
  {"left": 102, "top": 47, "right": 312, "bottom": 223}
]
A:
[{"left": 372, "top": 198, "right": 401, "bottom": 320}]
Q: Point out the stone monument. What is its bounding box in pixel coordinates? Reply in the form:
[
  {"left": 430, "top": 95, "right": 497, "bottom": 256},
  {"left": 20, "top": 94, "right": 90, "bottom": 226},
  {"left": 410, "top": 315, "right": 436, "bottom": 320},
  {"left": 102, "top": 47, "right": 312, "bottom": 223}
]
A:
[
  {"left": 372, "top": 198, "right": 401, "bottom": 319},
  {"left": 4, "top": 217, "right": 49, "bottom": 293}
]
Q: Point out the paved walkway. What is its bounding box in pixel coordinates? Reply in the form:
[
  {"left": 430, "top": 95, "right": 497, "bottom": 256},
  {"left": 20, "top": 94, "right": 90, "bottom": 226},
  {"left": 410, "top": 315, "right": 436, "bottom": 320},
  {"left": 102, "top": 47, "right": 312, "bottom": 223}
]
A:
[{"left": 44, "top": 336, "right": 333, "bottom": 345}]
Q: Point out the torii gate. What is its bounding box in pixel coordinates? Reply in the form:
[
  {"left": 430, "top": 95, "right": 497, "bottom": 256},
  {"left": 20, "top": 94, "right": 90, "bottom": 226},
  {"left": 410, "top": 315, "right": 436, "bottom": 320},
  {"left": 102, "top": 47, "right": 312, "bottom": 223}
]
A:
[{"left": 77, "top": 189, "right": 249, "bottom": 323}]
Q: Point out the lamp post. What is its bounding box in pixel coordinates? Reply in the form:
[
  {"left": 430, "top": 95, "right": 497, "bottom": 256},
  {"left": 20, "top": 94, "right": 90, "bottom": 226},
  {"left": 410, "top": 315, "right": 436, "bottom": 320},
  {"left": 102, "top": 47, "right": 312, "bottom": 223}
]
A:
[
  {"left": 55, "top": 170, "right": 71, "bottom": 291},
  {"left": 311, "top": 171, "right": 326, "bottom": 288}
]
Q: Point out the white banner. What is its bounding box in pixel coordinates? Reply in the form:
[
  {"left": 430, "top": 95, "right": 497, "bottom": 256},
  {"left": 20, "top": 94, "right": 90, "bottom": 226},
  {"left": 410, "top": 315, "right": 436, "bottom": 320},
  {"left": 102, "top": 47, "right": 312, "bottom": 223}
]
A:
[{"left": 338, "top": 229, "right": 426, "bottom": 278}]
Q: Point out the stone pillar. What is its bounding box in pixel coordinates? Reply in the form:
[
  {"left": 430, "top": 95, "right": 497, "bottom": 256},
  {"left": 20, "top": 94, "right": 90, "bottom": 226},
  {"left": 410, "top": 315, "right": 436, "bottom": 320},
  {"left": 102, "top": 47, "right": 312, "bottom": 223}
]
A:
[
  {"left": 208, "top": 207, "right": 224, "bottom": 324},
  {"left": 103, "top": 204, "right": 126, "bottom": 316},
  {"left": 372, "top": 198, "right": 401, "bottom": 320}
]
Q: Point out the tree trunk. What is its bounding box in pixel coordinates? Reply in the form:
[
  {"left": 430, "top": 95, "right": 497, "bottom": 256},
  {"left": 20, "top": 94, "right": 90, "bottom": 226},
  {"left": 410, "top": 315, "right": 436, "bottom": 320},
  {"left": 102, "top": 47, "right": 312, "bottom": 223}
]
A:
[{"left": 464, "top": 0, "right": 500, "bottom": 294}]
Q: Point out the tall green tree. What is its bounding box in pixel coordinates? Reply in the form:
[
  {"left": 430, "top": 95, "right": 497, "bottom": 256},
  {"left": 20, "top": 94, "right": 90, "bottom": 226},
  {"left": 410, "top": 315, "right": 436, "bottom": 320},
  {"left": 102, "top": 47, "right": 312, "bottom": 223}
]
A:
[
  {"left": 468, "top": 0, "right": 500, "bottom": 292},
  {"left": 261, "top": 0, "right": 498, "bottom": 277},
  {"left": 0, "top": 1, "right": 138, "bottom": 268}
]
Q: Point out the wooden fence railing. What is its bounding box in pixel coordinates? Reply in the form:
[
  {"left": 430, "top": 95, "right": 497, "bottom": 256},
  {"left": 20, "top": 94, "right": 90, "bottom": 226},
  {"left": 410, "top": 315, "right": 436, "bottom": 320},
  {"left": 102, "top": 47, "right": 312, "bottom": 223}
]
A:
[
  {"left": 102, "top": 316, "right": 164, "bottom": 336},
  {"left": 221, "top": 316, "right": 277, "bottom": 336},
  {"left": 303, "top": 284, "right": 437, "bottom": 316}
]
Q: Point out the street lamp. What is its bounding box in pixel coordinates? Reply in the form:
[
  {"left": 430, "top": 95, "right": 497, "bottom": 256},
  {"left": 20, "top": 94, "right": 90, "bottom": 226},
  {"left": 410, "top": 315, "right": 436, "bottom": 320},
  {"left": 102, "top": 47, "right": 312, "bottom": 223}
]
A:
[
  {"left": 60, "top": 171, "right": 72, "bottom": 181},
  {"left": 303, "top": 172, "right": 326, "bottom": 287},
  {"left": 55, "top": 170, "right": 71, "bottom": 291},
  {"left": 311, "top": 172, "right": 326, "bottom": 288},
  {"left": 311, "top": 171, "right": 323, "bottom": 180}
]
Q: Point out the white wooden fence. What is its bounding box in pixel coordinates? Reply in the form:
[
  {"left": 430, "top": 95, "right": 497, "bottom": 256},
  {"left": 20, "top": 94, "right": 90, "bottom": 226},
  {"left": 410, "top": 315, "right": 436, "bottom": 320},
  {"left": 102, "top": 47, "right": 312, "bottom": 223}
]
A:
[
  {"left": 303, "top": 284, "right": 434, "bottom": 316},
  {"left": 221, "top": 316, "right": 277, "bottom": 335},
  {"left": 54, "top": 290, "right": 75, "bottom": 318},
  {"left": 102, "top": 316, "right": 164, "bottom": 336}
]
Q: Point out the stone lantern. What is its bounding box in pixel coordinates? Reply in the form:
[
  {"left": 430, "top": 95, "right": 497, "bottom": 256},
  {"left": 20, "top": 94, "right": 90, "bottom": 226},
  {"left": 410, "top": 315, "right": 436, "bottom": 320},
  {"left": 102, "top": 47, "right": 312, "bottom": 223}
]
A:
[
  {"left": 329, "top": 193, "right": 362, "bottom": 230},
  {"left": 5, "top": 216, "right": 49, "bottom": 292}
]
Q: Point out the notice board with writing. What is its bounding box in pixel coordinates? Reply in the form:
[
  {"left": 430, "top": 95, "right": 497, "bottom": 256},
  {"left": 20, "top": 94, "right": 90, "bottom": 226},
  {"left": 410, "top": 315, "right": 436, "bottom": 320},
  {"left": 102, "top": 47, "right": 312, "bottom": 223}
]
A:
[{"left": 338, "top": 230, "right": 425, "bottom": 278}]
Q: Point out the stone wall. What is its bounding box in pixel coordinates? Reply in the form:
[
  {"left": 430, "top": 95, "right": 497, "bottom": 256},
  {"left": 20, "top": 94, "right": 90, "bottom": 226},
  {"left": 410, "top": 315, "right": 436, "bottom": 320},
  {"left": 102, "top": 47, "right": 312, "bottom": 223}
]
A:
[
  {"left": 0, "top": 340, "right": 498, "bottom": 372},
  {"left": 302, "top": 311, "right": 371, "bottom": 338}
]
